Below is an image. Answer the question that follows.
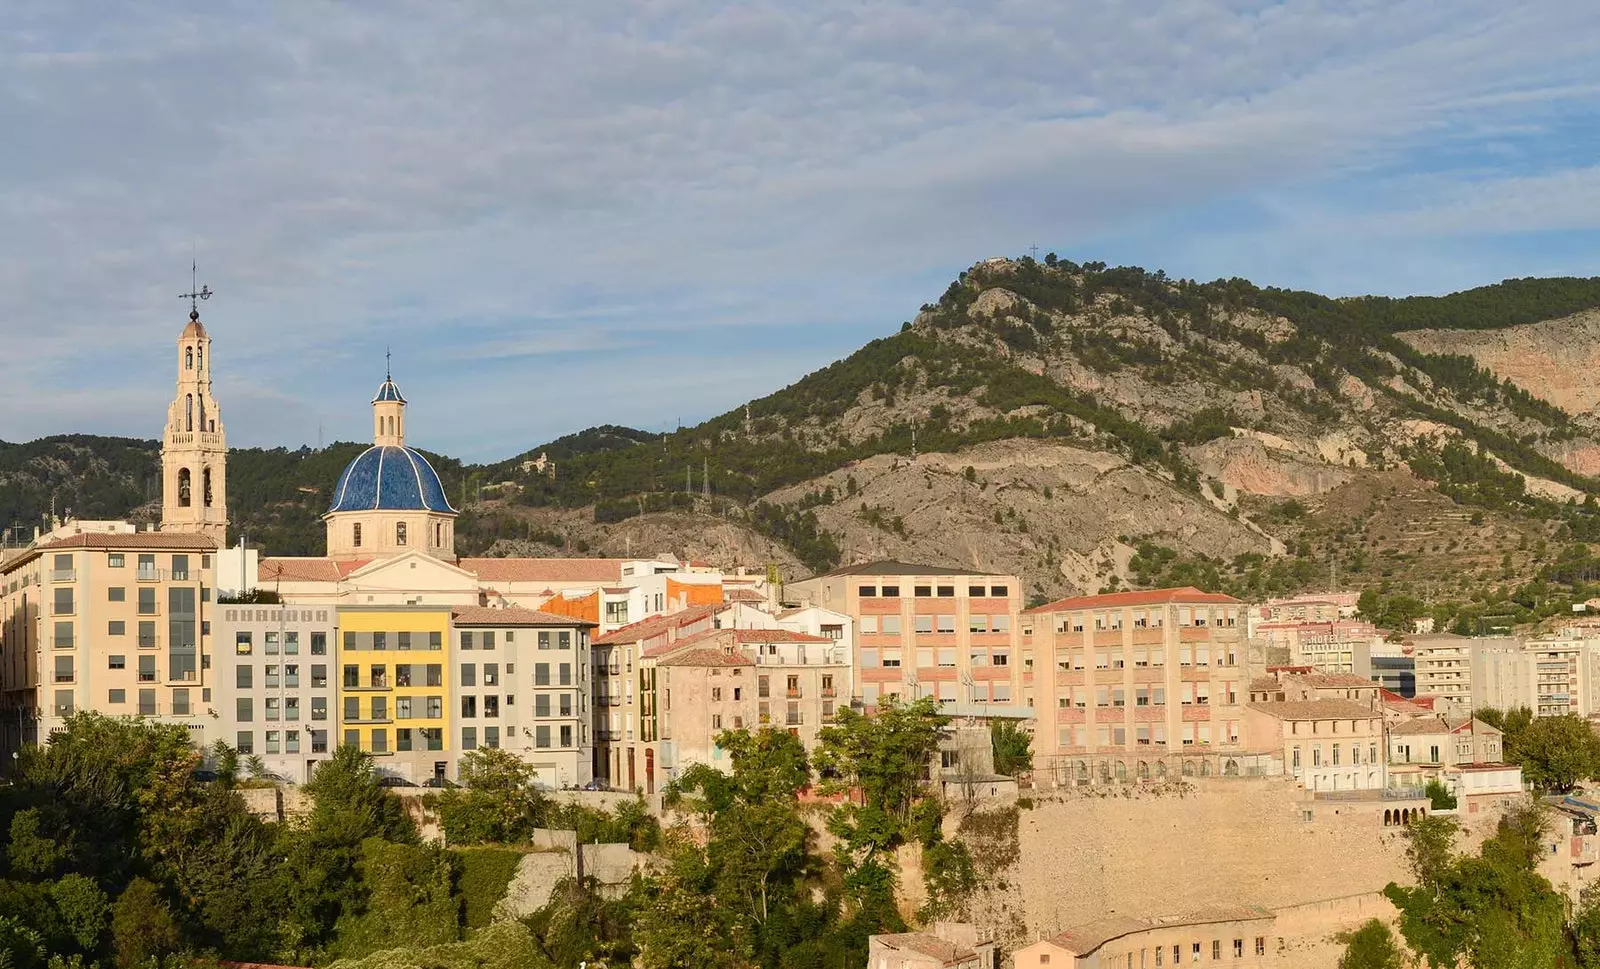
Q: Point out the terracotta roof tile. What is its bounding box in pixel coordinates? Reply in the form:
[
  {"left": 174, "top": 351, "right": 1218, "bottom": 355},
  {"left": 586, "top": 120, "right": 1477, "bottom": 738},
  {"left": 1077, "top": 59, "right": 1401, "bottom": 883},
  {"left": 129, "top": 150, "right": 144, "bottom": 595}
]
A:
[
  {"left": 873, "top": 933, "right": 974, "bottom": 966},
  {"left": 594, "top": 604, "right": 718, "bottom": 645},
  {"left": 1290, "top": 673, "right": 1381, "bottom": 689},
  {"left": 258, "top": 558, "right": 371, "bottom": 583},
  {"left": 460, "top": 557, "right": 627, "bottom": 583},
  {"left": 1024, "top": 586, "right": 1241, "bottom": 614},
  {"left": 38, "top": 531, "right": 218, "bottom": 551},
  {"left": 655, "top": 646, "right": 754, "bottom": 668},
  {"left": 452, "top": 606, "right": 595, "bottom": 627},
  {"left": 1247, "top": 699, "right": 1383, "bottom": 720},
  {"left": 644, "top": 626, "right": 833, "bottom": 659}
]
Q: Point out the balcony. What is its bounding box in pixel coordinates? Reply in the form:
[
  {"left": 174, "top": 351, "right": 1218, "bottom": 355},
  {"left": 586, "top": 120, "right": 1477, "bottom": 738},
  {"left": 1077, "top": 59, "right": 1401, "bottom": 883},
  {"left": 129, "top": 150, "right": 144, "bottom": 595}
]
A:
[
  {"left": 820, "top": 687, "right": 836, "bottom": 698},
  {"left": 786, "top": 687, "right": 802, "bottom": 699},
  {"left": 53, "top": 672, "right": 75, "bottom": 683},
  {"left": 49, "top": 569, "right": 75, "bottom": 583},
  {"left": 785, "top": 713, "right": 804, "bottom": 726},
  {"left": 137, "top": 568, "right": 162, "bottom": 582}
]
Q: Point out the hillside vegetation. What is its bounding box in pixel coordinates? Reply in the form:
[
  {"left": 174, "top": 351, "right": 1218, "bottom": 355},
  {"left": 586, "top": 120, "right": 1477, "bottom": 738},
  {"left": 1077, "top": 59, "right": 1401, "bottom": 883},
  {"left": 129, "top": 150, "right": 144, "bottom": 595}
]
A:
[{"left": 8, "top": 257, "right": 1600, "bottom": 608}]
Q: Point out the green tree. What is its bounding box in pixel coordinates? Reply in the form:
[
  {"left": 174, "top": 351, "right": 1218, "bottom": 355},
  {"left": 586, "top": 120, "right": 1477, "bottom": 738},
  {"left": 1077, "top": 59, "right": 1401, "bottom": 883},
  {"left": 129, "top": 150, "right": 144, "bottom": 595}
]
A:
[
  {"left": 436, "top": 747, "right": 546, "bottom": 845},
  {"left": 1337, "top": 919, "right": 1406, "bottom": 969},
  {"left": 1476, "top": 706, "right": 1533, "bottom": 762},
  {"left": 0, "top": 917, "right": 49, "bottom": 969},
  {"left": 210, "top": 739, "right": 239, "bottom": 786},
  {"left": 1423, "top": 779, "right": 1457, "bottom": 811},
  {"left": 110, "top": 878, "right": 181, "bottom": 969},
  {"left": 49, "top": 874, "right": 110, "bottom": 954},
  {"left": 990, "top": 720, "right": 1032, "bottom": 776},
  {"left": 7, "top": 809, "right": 65, "bottom": 878},
  {"left": 1573, "top": 882, "right": 1600, "bottom": 968},
  {"left": 1515, "top": 714, "right": 1600, "bottom": 793},
  {"left": 633, "top": 869, "right": 754, "bottom": 969}
]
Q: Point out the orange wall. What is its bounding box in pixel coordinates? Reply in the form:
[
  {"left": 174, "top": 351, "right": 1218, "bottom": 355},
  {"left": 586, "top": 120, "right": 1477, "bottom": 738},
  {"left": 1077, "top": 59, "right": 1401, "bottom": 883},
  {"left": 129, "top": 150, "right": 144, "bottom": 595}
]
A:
[
  {"left": 668, "top": 578, "right": 723, "bottom": 608},
  {"left": 538, "top": 591, "right": 601, "bottom": 624}
]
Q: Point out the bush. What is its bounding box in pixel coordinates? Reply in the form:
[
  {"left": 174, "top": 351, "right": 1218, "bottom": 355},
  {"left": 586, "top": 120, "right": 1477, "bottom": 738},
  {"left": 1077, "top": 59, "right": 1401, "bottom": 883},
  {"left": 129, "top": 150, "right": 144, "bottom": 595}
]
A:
[{"left": 455, "top": 847, "right": 526, "bottom": 929}]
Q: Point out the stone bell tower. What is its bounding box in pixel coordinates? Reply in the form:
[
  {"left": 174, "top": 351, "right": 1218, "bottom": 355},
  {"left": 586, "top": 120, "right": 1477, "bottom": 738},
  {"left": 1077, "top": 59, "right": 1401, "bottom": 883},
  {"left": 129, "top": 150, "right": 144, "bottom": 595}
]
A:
[{"left": 160, "top": 300, "right": 228, "bottom": 543}]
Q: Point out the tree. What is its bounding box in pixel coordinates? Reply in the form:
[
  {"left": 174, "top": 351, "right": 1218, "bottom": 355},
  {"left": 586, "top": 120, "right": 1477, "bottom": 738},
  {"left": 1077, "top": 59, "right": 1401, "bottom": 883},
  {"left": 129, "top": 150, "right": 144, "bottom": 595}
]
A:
[
  {"left": 990, "top": 720, "right": 1032, "bottom": 777},
  {"left": 210, "top": 739, "right": 240, "bottom": 786},
  {"left": 1573, "top": 883, "right": 1600, "bottom": 968},
  {"left": 1476, "top": 706, "right": 1533, "bottom": 762},
  {"left": 633, "top": 869, "right": 754, "bottom": 969},
  {"left": 1515, "top": 714, "right": 1600, "bottom": 793},
  {"left": 110, "top": 878, "right": 181, "bottom": 969},
  {"left": 1337, "top": 919, "right": 1405, "bottom": 969},
  {"left": 436, "top": 747, "right": 545, "bottom": 845},
  {"left": 1424, "top": 779, "right": 1457, "bottom": 811},
  {"left": 50, "top": 873, "right": 110, "bottom": 954}
]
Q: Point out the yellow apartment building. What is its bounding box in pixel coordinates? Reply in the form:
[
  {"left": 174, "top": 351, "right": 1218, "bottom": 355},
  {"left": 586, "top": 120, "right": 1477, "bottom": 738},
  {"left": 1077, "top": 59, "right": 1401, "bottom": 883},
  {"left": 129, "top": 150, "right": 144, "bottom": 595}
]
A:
[{"left": 336, "top": 604, "right": 452, "bottom": 783}]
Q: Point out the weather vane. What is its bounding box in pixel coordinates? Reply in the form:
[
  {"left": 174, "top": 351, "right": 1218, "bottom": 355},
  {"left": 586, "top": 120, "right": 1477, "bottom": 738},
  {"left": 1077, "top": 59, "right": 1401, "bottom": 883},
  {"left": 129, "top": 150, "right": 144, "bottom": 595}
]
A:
[{"left": 179, "top": 259, "right": 213, "bottom": 317}]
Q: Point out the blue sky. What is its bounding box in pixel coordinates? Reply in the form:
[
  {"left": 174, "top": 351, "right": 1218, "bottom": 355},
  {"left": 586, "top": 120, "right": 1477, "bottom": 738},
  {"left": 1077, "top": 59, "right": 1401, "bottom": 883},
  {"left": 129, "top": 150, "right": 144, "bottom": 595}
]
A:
[{"left": 4, "top": 1, "right": 1600, "bottom": 462}]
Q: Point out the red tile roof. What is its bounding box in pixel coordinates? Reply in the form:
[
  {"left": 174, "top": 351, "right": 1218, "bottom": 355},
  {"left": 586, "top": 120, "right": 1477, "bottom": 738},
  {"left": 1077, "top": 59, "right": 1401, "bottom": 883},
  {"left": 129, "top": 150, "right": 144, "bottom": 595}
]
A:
[
  {"left": 1024, "top": 586, "right": 1241, "bottom": 614},
  {"left": 723, "top": 588, "right": 767, "bottom": 602},
  {"left": 1247, "top": 699, "right": 1384, "bottom": 720},
  {"left": 460, "top": 557, "right": 627, "bottom": 583},
  {"left": 38, "top": 531, "right": 218, "bottom": 551},
  {"left": 644, "top": 626, "right": 832, "bottom": 659},
  {"left": 452, "top": 606, "right": 595, "bottom": 627},
  {"left": 258, "top": 558, "right": 371, "bottom": 583},
  {"left": 593, "top": 604, "right": 718, "bottom": 645},
  {"left": 872, "top": 933, "right": 977, "bottom": 966},
  {"left": 655, "top": 646, "right": 754, "bottom": 668}
]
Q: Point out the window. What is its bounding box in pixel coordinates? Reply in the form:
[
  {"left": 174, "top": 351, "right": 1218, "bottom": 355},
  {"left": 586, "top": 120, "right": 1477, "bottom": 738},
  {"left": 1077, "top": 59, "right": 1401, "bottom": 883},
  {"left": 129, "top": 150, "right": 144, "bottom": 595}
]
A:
[
  {"left": 109, "top": 688, "right": 125, "bottom": 704},
  {"left": 460, "top": 663, "right": 476, "bottom": 687},
  {"left": 138, "top": 588, "right": 157, "bottom": 615},
  {"left": 484, "top": 696, "right": 499, "bottom": 717},
  {"left": 236, "top": 698, "right": 253, "bottom": 723},
  {"left": 936, "top": 614, "right": 956, "bottom": 633},
  {"left": 1255, "top": 938, "right": 1265, "bottom": 956},
  {"left": 535, "top": 663, "right": 550, "bottom": 686},
  {"left": 344, "top": 665, "right": 359, "bottom": 688},
  {"left": 397, "top": 631, "right": 411, "bottom": 651},
  {"left": 990, "top": 585, "right": 1008, "bottom": 597},
  {"left": 1212, "top": 941, "right": 1220, "bottom": 960},
  {"left": 858, "top": 585, "right": 877, "bottom": 597},
  {"left": 484, "top": 663, "right": 499, "bottom": 686},
  {"left": 396, "top": 522, "right": 407, "bottom": 546},
  {"left": 462, "top": 727, "right": 477, "bottom": 750},
  {"left": 312, "top": 697, "right": 327, "bottom": 720},
  {"left": 536, "top": 725, "right": 551, "bottom": 748},
  {"left": 881, "top": 585, "right": 899, "bottom": 597},
  {"left": 312, "top": 730, "right": 328, "bottom": 753},
  {"left": 311, "top": 632, "right": 327, "bottom": 655},
  {"left": 397, "top": 728, "right": 413, "bottom": 752},
  {"left": 172, "top": 689, "right": 190, "bottom": 715},
  {"left": 371, "top": 631, "right": 386, "bottom": 651},
  {"left": 266, "top": 698, "right": 280, "bottom": 721},
  {"left": 535, "top": 694, "right": 551, "bottom": 717},
  {"left": 266, "top": 731, "right": 280, "bottom": 754},
  {"left": 353, "top": 523, "right": 362, "bottom": 547},
  {"left": 286, "top": 730, "right": 301, "bottom": 754},
  {"left": 53, "top": 621, "right": 73, "bottom": 649},
  {"left": 236, "top": 666, "right": 252, "bottom": 689},
  {"left": 106, "top": 585, "right": 126, "bottom": 603},
  {"left": 483, "top": 631, "right": 496, "bottom": 650},
  {"left": 914, "top": 585, "right": 932, "bottom": 597},
  {"left": 108, "top": 654, "right": 126, "bottom": 670},
  {"left": 138, "top": 655, "right": 156, "bottom": 683},
  {"left": 427, "top": 696, "right": 442, "bottom": 718},
  {"left": 236, "top": 731, "right": 253, "bottom": 754},
  {"left": 427, "top": 664, "right": 442, "bottom": 686},
  {"left": 484, "top": 726, "right": 499, "bottom": 748},
  {"left": 108, "top": 553, "right": 124, "bottom": 568},
  {"left": 108, "top": 620, "right": 125, "bottom": 636},
  {"left": 461, "top": 696, "right": 477, "bottom": 718},
  {"left": 311, "top": 664, "right": 327, "bottom": 687},
  {"left": 460, "top": 631, "right": 475, "bottom": 650},
  {"left": 914, "top": 615, "right": 934, "bottom": 634},
  {"left": 560, "top": 725, "right": 573, "bottom": 747},
  {"left": 1233, "top": 940, "right": 1243, "bottom": 958},
  {"left": 236, "top": 632, "right": 253, "bottom": 655},
  {"left": 429, "top": 632, "right": 442, "bottom": 650}
]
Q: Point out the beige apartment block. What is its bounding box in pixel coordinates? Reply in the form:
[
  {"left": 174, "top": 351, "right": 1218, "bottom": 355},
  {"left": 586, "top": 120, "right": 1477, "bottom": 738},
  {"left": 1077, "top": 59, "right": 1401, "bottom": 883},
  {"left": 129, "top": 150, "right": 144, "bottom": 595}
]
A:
[
  {"left": 785, "top": 561, "right": 1026, "bottom": 717},
  {"left": 591, "top": 605, "right": 718, "bottom": 791},
  {"left": 1012, "top": 907, "right": 1278, "bottom": 969},
  {"left": 0, "top": 528, "right": 217, "bottom": 756},
  {"left": 647, "top": 627, "right": 850, "bottom": 780},
  {"left": 1409, "top": 633, "right": 1515, "bottom": 711},
  {"left": 1241, "top": 699, "right": 1386, "bottom": 792},
  {"left": 451, "top": 606, "right": 595, "bottom": 789},
  {"left": 1020, "top": 588, "right": 1254, "bottom": 786},
  {"left": 1470, "top": 634, "right": 1600, "bottom": 718}
]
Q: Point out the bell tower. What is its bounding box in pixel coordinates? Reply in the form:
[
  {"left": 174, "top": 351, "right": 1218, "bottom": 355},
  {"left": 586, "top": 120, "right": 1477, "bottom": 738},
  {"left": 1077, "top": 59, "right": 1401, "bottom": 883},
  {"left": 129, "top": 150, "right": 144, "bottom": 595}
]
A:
[{"left": 160, "top": 294, "right": 228, "bottom": 543}]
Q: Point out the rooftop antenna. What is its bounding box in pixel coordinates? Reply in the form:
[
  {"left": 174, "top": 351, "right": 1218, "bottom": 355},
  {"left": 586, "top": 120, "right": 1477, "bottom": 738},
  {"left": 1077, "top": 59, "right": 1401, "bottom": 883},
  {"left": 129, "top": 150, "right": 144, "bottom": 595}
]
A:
[
  {"left": 178, "top": 258, "right": 213, "bottom": 318},
  {"left": 386, "top": 345, "right": 392, "bottom": 381}
]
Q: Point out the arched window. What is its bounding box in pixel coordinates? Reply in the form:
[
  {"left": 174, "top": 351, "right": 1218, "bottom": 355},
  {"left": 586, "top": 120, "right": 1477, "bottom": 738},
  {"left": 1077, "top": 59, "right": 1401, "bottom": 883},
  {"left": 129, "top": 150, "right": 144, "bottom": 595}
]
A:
[
  {"left": 1114, "top": 761, "right": 1127, "bottom": 782},
  {"left": 185, "top": 347, "right": 193, "bottom": 370},
  {"left": 396, "top": 522, "right": 407, "bottom": 546},
  {"left": 177, "top": 468, "right": 192, "bottom": 507},
  {"left": 1138, "top": 761, "right": 1150, "bottom": 781},
  {"left": 434, "top": 522, "right": 442, "bottom": 546},
  {"left": 196, "top": 346, "right": 202, "bottom": 372},
  {"left": 185, "top": 394, "right": 193, "bottom": 432},
  {"left": 353, "top": 523, "right": 363, "bottom": 547},
  {"left": 203, "top": 468, "right": 213, "bottom": 507}
]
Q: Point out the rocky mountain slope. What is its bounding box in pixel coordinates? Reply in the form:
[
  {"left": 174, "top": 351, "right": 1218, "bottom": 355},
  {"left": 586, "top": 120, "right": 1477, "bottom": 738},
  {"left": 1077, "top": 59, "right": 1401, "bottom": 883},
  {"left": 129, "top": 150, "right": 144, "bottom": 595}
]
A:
[{"left": 9, "top": 259, "right": 1600, "bottom": 612}]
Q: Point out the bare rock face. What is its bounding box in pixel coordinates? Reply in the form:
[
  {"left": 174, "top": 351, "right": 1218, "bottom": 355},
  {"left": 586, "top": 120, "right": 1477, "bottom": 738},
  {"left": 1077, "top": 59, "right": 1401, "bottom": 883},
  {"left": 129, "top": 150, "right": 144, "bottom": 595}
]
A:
[
  {"left": 1398, "top": 309, "right": 1600, "bottom": 416},
  {"left": 1188, "top": 437, "right": 1353, "bottom": 498}
]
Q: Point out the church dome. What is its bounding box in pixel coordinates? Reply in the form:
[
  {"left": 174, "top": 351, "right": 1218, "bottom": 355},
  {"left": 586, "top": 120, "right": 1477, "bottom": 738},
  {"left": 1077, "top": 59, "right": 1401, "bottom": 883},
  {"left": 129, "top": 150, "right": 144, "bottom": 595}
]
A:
[{"left": 328, "top": 445, "right": 455, "bottom": 514}]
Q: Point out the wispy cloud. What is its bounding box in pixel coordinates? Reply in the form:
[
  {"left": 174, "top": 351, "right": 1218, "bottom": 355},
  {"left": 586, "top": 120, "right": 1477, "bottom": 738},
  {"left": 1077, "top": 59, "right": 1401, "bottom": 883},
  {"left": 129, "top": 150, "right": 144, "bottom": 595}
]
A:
[{"left": 2, "top": 1, "right": 1599, "bottom": 459}]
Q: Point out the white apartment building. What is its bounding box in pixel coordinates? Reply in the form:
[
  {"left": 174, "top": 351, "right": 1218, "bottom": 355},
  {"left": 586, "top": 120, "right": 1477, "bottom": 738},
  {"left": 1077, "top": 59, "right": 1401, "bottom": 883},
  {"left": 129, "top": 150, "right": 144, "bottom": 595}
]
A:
[
  {"left": 213, "top": 604, "right": 338, "bottom": 782},
  {"left": 451, "top": 606, "right": 595, "bottom": 789}
]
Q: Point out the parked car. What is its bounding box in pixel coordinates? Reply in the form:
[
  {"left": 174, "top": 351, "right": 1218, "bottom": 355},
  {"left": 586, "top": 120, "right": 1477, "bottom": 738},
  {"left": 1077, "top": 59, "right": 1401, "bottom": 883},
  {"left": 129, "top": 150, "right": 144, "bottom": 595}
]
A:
[
  {"left": 377, "top": 775, "right": 418, "bottom": 788},
  {"left": 422, "top": 777, "right": 458, "bottom": 789}
]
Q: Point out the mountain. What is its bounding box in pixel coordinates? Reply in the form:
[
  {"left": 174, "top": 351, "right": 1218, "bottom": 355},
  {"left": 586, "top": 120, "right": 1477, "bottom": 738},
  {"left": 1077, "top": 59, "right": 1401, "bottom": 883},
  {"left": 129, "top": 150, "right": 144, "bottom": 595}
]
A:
[{"left": 10, "top": 257, "right": 1600, "bottom": 628}]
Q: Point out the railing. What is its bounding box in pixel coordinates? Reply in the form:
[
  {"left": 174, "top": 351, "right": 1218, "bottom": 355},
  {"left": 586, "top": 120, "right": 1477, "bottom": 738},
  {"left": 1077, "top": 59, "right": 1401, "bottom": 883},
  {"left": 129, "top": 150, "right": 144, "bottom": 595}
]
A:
[
  {"left": 821, "top": 687, "right": 836, "bottom": 698},
  {"left": 49, "top": 569, "right": 75, "bottom": 583},
  {"left": 53, "top": 673, "right": 74, "bottom": 683},
  {"left": 137, "top": 567, "right": 162, "bottom": 582},
  {"left": 53, "top": 638, "right": 74, "bottom": 650},
  {"left": 785, "top": 714, "right": 804, "bottom": 726},
  {"left": 786, "top": 688, "right": 802, "bottom": 698}
]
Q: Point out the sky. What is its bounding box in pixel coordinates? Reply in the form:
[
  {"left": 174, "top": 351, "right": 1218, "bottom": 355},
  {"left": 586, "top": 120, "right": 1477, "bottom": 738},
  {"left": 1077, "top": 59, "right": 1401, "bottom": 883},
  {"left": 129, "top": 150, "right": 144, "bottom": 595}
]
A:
[{"left": 4, "top": 2, "right": 1600, "bottom": 462}]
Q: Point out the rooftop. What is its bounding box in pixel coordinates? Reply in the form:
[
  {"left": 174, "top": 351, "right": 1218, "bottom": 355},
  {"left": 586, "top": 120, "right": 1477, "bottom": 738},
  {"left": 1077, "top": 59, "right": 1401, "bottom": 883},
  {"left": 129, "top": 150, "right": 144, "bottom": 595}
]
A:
[
  {"left": 1289, "top": 673, "right": 1382, "bottom": 690},
  {"left": 655, "top": 646, "right": 755, "bottom": 668},
  {"left": 258, "top": 557, "right": 371, "bottom": 583},
  {"left": 645, "top": 626, "right": 836, "bottom": 659},
  {"left": 451, "top": 606, "right": 594, "bottom": 627},
  {"left": 38, "top": 531, "right": 218, "bottom": 551},
  {"left": 1045, "top": 907, "right": 1272, "bottom": 955},
  {"left": 1024, "top": 586, "right": 1241, "bottom": 614},
  {"left": 1246, "top": 699, "right": 1383, "bottom": 721},
  {"left": 818, "top": 560, "right": 997, "bottom": 578},
  {"left": 460, "top": 557, "right": 628, "bottom": 583},
  {"left": 594, "top": 604, "right": 719, "bottom": 645},
  {"left": 872, "top": 932, "right": 979, "bottom": 966},
  {"left": 1389, "top": 715, "right": 1496, "bottom": 737}
]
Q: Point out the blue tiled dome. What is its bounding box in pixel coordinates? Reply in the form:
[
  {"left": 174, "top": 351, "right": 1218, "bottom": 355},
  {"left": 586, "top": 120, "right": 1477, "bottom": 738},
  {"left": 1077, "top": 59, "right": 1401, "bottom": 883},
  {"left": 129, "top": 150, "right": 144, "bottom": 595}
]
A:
[
  {"left": 328, "top": 446, "right": 456, "bottom": 513},
  {"left": 373, "top": 378, "right": 407, "bottom": 403}
]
